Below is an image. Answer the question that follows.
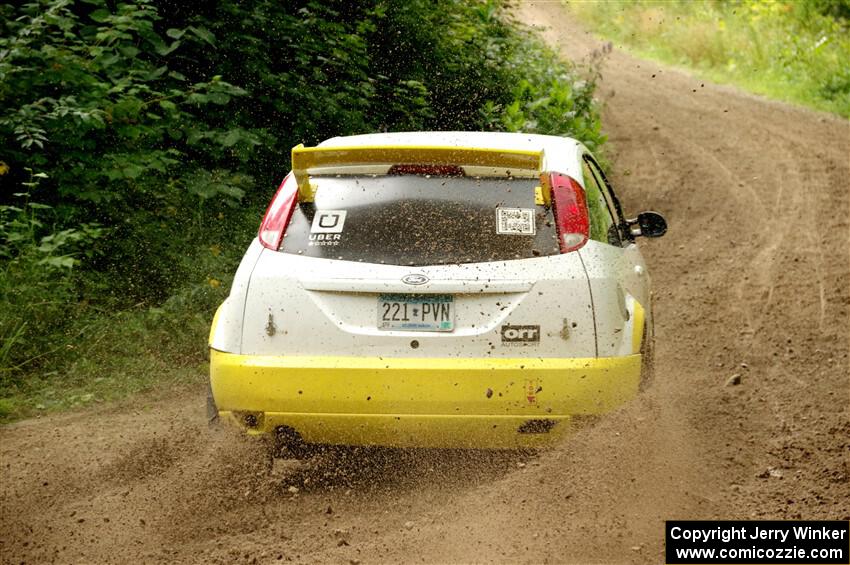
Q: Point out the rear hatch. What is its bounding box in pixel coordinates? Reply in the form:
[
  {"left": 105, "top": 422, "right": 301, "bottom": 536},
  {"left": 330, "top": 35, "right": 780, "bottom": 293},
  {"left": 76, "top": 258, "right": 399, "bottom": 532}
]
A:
[{"left": 241, "top": 172, "right": 596, "bottom": 358}]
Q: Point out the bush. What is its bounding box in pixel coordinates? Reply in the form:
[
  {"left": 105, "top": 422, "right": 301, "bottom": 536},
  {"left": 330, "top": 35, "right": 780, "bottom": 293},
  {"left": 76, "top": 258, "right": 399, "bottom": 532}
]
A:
[{"left": 0, "top": 170, "right": 102, "bottom": 382}]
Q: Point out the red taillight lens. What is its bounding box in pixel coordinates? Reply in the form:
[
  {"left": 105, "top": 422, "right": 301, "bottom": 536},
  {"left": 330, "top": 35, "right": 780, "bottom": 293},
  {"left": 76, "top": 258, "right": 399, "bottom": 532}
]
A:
[
  {"left": 548, "top": 172, "right": 589, "bottom": 253},
  {"left": 258, "top": 173, "right": 298, "bottom": 250}
]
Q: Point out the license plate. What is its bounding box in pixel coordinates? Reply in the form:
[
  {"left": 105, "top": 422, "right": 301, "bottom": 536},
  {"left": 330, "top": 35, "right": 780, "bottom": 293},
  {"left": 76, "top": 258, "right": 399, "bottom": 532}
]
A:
[{"left": 378, "top": 294, "right": 454, "bottom": 332}]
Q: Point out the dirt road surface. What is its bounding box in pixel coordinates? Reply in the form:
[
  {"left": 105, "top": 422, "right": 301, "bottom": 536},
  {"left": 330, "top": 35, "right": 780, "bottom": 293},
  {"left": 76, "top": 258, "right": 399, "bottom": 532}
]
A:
[{"left": 2, "top": 3, "right": 848, "bottom": 563}]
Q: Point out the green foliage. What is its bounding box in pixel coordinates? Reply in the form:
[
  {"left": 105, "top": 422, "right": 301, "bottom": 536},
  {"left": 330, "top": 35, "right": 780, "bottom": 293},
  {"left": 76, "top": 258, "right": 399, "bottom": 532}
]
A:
[
  {"left": 0, "top": 0, "right": 257, "bottom": 305},
  {"left": 570, "top": 0, "right": 850, "bottom": 117},
  {"left": 0, "top": 170, "right": 103, "bottom": 382},
  {"left": 0, "top": 0, "right": 603, "bottom": 420}
]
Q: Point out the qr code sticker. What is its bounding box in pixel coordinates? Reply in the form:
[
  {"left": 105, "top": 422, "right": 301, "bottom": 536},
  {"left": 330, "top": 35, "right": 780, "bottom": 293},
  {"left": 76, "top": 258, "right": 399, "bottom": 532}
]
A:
[{"left": 496, "top": 208, "right": 536, "bottom": 235}]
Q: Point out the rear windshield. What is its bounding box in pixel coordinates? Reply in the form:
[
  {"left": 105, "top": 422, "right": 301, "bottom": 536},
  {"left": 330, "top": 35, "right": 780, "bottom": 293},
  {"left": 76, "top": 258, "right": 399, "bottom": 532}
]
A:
[{"left": 279, "top": 174, "right": 560, "bottom": 266}]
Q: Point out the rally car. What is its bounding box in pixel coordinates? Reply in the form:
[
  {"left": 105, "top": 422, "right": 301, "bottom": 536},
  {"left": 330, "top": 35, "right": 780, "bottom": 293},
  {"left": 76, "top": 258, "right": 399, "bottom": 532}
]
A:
[{"left": 208, "top": 132, "right": 666, "bottom": 453}]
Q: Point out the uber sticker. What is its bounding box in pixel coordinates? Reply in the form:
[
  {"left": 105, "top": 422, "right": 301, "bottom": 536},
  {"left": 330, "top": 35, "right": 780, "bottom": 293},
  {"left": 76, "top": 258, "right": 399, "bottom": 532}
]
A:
[
  {"left": 501, "top": 324, "right": 540, "bottom": 345},
  {"left": 311, "top": 210, "right": 347, "bottom": 234},
  {"left": 496, "top": 208, "right": 535, "bottom": 235},
  {"left": 308, "top": 233, "right": 342, "bottom": 246}
]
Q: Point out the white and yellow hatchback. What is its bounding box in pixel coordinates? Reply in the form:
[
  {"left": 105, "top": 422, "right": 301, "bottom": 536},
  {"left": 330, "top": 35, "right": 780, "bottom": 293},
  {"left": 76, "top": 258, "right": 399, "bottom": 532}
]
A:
[{"left": 208, "top": 132, "right": 666, "bottom": 452}]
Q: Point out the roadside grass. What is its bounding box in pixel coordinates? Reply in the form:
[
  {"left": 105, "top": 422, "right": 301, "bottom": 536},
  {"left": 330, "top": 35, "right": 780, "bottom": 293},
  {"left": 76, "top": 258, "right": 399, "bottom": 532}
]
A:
[
  {"left": 0, "top": 274, "right": 227, "bottom": 423},
  {"left": 0, "top": 362, "right": 205, "bottom": 423},
  {"left": 568, "top": 0, "right": 850, "bottom": 117}
]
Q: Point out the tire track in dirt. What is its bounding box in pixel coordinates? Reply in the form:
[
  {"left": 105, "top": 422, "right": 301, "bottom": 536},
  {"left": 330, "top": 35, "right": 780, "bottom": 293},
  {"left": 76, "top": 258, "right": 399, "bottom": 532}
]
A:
[{"left": 2, "top": 2, "right": 848, "bottom": 563}]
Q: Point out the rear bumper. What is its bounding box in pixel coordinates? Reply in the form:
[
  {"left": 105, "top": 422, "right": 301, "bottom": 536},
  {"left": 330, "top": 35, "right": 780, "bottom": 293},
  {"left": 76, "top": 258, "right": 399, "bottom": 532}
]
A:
[{"left": 210, "top": 350, "right": 641, "bottom": 448}]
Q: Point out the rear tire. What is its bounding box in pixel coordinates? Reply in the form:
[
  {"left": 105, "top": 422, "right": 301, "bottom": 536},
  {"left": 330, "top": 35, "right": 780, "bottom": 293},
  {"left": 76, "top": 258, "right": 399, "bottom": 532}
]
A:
[
  {"left": 638, "top": 320, "right": 655, "bottom": 391},
  {"left": 206, "top": 383, "right": 220, "bottom": 427}
]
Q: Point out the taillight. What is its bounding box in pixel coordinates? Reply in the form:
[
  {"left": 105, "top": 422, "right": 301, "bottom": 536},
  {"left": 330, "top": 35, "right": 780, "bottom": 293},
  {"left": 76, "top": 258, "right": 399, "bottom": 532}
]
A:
[
  {"left": 548, "top": 172, "right": 589, "bottom": 253},
  {"left": 258, "top": 173, "right": 298, "bottom": 250}
]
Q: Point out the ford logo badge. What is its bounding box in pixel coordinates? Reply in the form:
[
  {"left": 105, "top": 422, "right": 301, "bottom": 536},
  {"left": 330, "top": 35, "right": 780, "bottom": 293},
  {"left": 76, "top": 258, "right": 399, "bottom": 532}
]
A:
[{"left": 402, "top": 274, "right": 429, "bottom": 285}]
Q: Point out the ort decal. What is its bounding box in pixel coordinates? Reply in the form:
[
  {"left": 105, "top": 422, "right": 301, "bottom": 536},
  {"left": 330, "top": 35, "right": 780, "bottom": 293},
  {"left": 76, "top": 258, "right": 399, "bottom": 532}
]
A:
[{"left": 501, "top": 324, "right": 540, "bottom": 345}]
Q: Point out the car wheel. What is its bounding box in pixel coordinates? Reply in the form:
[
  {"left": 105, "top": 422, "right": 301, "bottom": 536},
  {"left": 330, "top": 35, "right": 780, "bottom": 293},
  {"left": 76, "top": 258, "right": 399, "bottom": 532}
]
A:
[
  {"left": 638, "top": 320, "right": 655, "bottom": 392},
  {"left": 206, "top": 383, "right": 220, "bottom": 427}
]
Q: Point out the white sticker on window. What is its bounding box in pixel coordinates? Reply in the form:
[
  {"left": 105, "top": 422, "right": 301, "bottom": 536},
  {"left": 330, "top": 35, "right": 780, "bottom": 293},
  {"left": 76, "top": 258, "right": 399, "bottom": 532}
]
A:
[
  {"left": 311, "top": 210, "right": 347, "bottom": 234},
  {"left": 496, "top": 208, "right": 536, "bottom": 235}
]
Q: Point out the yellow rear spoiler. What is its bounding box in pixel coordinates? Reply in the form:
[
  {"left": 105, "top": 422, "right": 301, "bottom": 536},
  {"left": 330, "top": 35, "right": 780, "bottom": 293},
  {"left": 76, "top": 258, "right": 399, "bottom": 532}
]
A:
[{"left": 291, "top": 144, "right": 545, "bottom": 202}]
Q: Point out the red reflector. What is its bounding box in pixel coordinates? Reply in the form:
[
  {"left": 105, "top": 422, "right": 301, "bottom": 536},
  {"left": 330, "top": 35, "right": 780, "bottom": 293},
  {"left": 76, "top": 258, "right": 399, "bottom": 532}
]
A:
[
  {"left": 548, "top": 172, "right": 589, "bottom": 253},
  {"left": 387, "top": 164, "right": 465, "bottom": 176},
  {"left": 258, "top": 173, "right": 298, "bottom": 250}
]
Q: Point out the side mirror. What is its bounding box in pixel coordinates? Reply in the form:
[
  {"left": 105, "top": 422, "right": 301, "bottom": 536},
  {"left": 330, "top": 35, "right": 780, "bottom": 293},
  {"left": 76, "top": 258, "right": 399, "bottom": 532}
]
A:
[{"left": 627, "top": 211, "right": 667, "bottom": 238}]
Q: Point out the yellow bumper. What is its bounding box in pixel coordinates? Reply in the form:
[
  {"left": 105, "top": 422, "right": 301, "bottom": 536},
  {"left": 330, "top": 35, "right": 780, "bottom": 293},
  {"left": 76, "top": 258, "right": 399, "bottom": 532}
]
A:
[{"left": 210, "top": 350, "right": 641, "bottom": 449}]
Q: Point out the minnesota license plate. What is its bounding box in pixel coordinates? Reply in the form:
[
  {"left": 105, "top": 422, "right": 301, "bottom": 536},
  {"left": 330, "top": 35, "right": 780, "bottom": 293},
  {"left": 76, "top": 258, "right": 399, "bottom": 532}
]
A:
[{"left": 377, "top": 294, "right": 454, "bottom": 332}]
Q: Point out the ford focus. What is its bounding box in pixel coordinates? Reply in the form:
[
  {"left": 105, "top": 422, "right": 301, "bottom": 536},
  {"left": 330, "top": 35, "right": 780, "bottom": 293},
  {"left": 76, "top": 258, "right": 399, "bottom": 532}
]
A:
[{"left": 208, "top": 131, "right": 666, "bottom": 454}]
